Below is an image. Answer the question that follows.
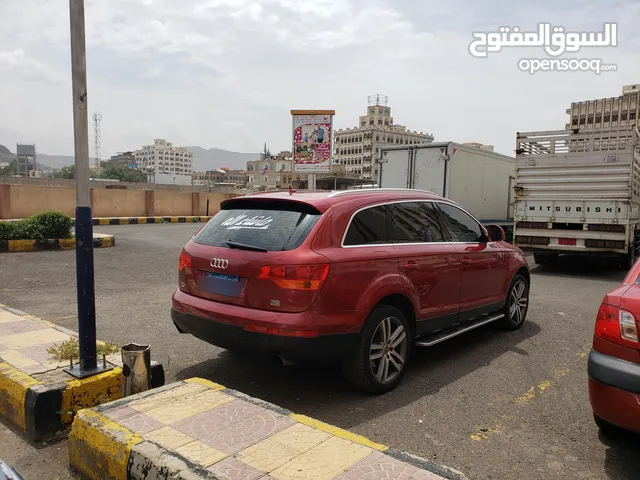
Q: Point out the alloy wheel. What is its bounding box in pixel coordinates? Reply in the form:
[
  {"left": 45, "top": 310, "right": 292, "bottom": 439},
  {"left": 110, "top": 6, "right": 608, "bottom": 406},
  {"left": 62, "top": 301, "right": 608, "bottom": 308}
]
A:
[
  {"left": 509, "top": 280, "right": 528, "bottom": 324},
  {"left": 369, "top": 316, "right": 408, "bottom": 385}
]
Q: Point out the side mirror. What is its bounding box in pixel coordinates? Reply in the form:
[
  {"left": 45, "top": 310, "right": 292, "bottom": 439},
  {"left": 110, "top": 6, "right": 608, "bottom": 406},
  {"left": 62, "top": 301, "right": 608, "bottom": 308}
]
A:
[{"left": 485, "top": 224, "right": 505, "bottom": 242}]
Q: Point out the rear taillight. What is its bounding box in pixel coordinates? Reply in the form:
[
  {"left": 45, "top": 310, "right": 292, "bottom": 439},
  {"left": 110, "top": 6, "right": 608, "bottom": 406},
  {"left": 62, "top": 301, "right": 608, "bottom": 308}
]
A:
[
  {"left": 257, "top": 264, "right": 330, "bottom": 291},
  {"left": 178, "top": 250, "right": 192, "bottom": 272},
  {"left": 595, "top": 303, "right": 639, "bottom": 348}
]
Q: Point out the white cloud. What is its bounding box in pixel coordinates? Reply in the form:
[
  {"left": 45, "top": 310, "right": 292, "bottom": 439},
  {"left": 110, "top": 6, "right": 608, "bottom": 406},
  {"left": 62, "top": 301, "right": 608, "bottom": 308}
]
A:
[
  {"left": 0, "top": 49, "right": 62, "bottom": 83},
  {"left": 0, "top": 0, "right": 638, "bottom": 159}
]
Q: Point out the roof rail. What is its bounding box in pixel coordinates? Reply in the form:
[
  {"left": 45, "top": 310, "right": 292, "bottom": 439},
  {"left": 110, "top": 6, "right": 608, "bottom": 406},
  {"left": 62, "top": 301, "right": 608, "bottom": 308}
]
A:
[{"left": 328, "top": 188, "right": 435, "bottom": 197}]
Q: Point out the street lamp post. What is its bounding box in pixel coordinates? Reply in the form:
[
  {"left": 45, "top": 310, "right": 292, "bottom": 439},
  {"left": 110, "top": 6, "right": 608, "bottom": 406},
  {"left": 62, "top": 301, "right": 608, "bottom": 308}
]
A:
[{"left": 66, "top": 0, "right": 110, "bottom": 378}]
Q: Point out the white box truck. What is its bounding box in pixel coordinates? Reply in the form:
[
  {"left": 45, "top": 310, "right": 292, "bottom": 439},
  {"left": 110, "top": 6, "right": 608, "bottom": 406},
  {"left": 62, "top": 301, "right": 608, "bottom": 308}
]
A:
[
  {"left": 513, "top": 126, "right": 640, "bottom": 267},
  {"left": 378, "top": 142, "right": 516, "bottom": 237}
]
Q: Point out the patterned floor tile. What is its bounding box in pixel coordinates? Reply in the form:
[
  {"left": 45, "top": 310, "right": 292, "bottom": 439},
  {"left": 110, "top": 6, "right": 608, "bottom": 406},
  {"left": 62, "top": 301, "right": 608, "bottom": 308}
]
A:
[
  {"left": 129, "top": 382, "right": 207, "bottom": 413},
  {"left": 237, "top": 438, "right": 299, "bottom": 473},
  {"left": 207, "top": 457, "right": 266, "bottom": 480},
  {"left": 16, "top": 342, "right": 60, "bottom": 364},
  {"left": 335, "top": 451, "right": 429, "bottom": 480},
  {"left": 0, "top": 350, "right": 38, "bottom": 369},
  {"left": 116, "top": 411, "right": 164, "bottom": 434},
  {"left": 269, "top": 436, "right": 371, "bottom": 480},
  {"left": 0, "top": 329, "right": 70, "bottom": 349},
  {"left": 264, "top": 423, "right": 332, "bottom": 454},
  {"left": 0, "top": 311, "right": 23, "bottom": 324},
  {"left": 143, "top": 426, "right": 195, "bottom": 450},
  {"left": 103, "top": 405, "right": 146, "bottom": 423},
  {"left": 144, "top": 388, "right": 233, "bottom": 425},
  {"left": 0, "top": 320, "right": 46, "bottom": 336},
  {"left": 176, "top": 440, "right": 228, "bottom": 468},
  {"left": 174, "top": 400, "right": 295, "bottom": 454},
  {"left": 237, "top": 424, "right": 332, "bottom": 473},
  {"left": 408, "top": 470, "right": 443, "bottom": 480}
]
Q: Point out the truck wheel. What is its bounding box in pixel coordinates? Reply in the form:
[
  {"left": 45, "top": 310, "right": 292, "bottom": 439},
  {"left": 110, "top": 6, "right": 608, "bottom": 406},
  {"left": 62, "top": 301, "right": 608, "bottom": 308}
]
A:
[
  {"left": 342, "top": 305, "right": 411, "bottom": 394},
  {"left": 498, "top": 274, "right": 529, "bottom": 330},
  {"left": 534, "top": 253, "right": 557, "bottom": 265}
]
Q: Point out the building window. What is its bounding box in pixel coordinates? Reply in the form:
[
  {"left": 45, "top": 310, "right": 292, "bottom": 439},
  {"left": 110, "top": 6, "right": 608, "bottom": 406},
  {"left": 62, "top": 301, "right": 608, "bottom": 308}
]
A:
[
  {"left": 378, "top": 119, "right": 382, "bottom": 125},
  {"left": 376, "top": 136, "right": 380, "bottom": 141},
  {"left": 369, "top": 118, "right": 374, "bottom": 125},
  {"left": 385, "top": 120, "right": 389, "bottom": 126}
]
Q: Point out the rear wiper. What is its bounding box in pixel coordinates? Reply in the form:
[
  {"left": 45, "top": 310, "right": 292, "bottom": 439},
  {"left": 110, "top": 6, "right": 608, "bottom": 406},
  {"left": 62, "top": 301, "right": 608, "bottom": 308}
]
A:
[{"left": 226, "top": 241, "right": 268, "bottom": 253}]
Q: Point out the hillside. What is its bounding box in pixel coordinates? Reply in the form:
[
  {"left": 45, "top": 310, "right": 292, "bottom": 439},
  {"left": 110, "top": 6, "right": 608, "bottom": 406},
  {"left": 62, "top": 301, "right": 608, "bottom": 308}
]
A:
[
  {"left": 0, "top": 144, "right": 11, "bottom": 155},
  {"left": 24, "top": 147, "right": 260, "bottom": 171}
]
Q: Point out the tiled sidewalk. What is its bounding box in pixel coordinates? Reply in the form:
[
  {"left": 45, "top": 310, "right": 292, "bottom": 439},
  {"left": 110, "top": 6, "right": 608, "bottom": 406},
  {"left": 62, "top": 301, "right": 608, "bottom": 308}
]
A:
[
  {"left": 71, "top": 379, "right": 465, "bottom": 480},
  {"left": 0, "top": 307, "right": 81, "bottom": 375}
]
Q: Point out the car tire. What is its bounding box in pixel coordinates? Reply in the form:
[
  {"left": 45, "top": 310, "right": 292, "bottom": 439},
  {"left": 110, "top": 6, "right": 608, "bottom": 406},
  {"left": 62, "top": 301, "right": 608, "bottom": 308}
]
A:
[
  {"left": 342, "top": 305, "right": 412, "bottom": 394},
  {"left": 498, "top": 273, "right": 529, "bottom": 330}
]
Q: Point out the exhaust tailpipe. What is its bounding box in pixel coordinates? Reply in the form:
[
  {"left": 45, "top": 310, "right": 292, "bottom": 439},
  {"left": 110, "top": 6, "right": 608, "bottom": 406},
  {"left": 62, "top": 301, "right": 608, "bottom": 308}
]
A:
[{"left": 272, "top": 354, "right": 293, "bottom": 367}]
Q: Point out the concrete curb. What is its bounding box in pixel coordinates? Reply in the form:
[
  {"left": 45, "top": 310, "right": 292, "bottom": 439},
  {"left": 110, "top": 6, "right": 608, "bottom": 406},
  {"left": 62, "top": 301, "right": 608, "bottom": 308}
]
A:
[
  {"left": 0, "top": 305, "right": 163, "bottom": 441},
  {"left": 69, "top": 378, "right": 468, "bottom": 480},
  {"left": 0, "top": 233, "right": 115, "bottom": 252},
  {"left": 80, "top": 216, "right": 212, "bottom": 226}
]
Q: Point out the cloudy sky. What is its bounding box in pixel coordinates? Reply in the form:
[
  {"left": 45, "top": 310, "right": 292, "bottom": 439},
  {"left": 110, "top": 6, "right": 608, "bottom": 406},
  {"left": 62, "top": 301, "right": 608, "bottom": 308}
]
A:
[{"left": 0, "top": 0, "right": 638, "bottom": 159}]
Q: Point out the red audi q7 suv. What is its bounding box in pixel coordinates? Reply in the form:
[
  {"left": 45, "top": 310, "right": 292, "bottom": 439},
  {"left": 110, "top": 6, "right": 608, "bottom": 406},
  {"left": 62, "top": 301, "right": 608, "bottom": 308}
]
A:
[{"left": 172, "top": 189, "right": 530, "bottom": 393}]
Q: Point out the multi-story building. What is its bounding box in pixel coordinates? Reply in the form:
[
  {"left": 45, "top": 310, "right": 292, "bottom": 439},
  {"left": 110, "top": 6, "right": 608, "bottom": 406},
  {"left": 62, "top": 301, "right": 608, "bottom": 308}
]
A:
[
  {"left": 192, "top": 169, "right": 248, "bottom": 187},
  {"left": 463, "top": 142, "right": 494, "bottom": 152},
  {"left": 246, "top": 154, "right": 292, "bottom": 190},
  {"left": 108, "top": 151, "right": 136, "bottom": 166},
  {"left": 281, "top": 162, "right": 349, "bottom": 188},
  {"left": 334, "top": 95, "right": 434, "bottom": 180},
  {"left": 134, "top": 139, "right": 193, "bottom": 185},
  {"left": 566, "top": 83, "right": 639, "bottom": 130}
]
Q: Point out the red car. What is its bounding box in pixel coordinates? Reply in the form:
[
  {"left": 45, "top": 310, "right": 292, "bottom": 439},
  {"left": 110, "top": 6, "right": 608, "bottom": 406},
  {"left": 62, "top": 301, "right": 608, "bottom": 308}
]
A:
[
  {"left": 589, "top": 261, "right": 640, "bottom": 434},
  {"left": 171, "top": 189, "right": 530, "bottom": 392}
]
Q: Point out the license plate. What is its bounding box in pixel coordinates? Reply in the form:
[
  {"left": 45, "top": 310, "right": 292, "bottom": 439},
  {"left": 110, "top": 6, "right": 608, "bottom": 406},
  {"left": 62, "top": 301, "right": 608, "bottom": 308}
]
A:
[{"left": 197, "top": 271, "right": 242, "bottom": 297}]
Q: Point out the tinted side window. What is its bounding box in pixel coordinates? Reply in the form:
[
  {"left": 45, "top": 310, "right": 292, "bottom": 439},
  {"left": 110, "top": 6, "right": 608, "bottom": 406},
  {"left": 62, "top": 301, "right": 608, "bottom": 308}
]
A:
[
  {"left": 437, "top": 203, "right": 483, "bottom": 242},
  {"left": 344, "top": 205, "right": 390, "bottom": 246},
  {"left": 390, "top": 202, "right": 444, "bottom": 243}
]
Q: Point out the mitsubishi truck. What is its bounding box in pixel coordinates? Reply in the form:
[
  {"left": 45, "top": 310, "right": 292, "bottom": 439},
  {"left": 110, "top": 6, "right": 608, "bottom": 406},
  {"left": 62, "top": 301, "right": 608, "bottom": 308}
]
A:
[{"left": 513, "top": 126, "right": 640, "bottom": 268}]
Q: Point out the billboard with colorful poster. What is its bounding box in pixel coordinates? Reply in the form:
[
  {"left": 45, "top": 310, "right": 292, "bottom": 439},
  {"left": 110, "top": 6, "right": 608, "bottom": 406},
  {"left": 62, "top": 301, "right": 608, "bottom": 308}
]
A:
[{"left": 291, "top": 110, "right": 335, "bottom": 173}]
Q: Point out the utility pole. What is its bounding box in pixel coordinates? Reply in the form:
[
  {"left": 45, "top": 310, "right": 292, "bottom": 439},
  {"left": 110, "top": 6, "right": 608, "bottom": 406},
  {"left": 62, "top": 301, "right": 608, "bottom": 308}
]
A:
[{"left": 66, "top": 0, "right": 109, "bottom": 378}]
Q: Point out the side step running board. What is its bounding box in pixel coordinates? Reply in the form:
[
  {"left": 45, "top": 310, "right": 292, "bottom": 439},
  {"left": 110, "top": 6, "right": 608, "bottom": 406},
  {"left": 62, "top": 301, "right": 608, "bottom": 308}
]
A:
[{"left": 414, "top": 313, "right": 505, "bottom": 347}]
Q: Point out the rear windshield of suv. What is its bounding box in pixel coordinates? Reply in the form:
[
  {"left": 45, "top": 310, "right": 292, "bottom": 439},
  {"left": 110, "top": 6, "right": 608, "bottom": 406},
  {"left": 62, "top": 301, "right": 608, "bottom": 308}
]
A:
[{"left": 193, "top": 203, "right": 322, "bottom": 251}]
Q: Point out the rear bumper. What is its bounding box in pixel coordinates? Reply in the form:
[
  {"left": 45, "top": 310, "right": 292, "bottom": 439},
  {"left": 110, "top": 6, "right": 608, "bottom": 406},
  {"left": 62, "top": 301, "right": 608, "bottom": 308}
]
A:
[
  {"left": 171, "top": 290, "right": 359, "bottom": 360},
  {"left": 588, "top": 349, "right": 640, "bottom": 433}
]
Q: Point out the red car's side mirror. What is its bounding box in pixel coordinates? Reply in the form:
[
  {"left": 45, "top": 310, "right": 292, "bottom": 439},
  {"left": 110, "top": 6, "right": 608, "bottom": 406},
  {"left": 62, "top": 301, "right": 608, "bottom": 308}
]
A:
[{"left": 485, "top": 225, "right": 505, "bottom": 242}]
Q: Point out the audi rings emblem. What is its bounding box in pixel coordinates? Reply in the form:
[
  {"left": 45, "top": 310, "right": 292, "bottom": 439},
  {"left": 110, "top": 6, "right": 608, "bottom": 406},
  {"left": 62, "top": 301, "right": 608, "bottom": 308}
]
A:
[{"left": 210, "top": 258, "right": 229, "bottom": 269}]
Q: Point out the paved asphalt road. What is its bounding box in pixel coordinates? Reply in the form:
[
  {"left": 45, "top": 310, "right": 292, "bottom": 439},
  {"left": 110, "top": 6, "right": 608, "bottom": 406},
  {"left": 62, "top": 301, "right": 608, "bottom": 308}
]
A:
[{"left": 0, "top": 224, "right": 638, "bottom": 480}]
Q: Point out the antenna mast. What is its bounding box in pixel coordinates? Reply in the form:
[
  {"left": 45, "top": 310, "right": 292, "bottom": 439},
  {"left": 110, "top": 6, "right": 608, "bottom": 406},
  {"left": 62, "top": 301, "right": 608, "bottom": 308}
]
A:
[{"left": 92, "top": 112, "right": 102, "bottom": 170}]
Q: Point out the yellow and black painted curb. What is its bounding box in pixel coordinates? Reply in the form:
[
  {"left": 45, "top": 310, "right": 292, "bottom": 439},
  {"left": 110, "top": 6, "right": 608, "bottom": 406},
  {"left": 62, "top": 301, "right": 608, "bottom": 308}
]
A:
[
  {"left": 69, "top": 378, "right": 468, "bottom": 480},
  {"left": 77, "top": 216, "right": 213, "bottom": 226},
  {"left": 0, "top": 305, "right": 164, "bottom": 441},
  {"left": 0, "top": 233, "right": 115, "bottom": 253}
]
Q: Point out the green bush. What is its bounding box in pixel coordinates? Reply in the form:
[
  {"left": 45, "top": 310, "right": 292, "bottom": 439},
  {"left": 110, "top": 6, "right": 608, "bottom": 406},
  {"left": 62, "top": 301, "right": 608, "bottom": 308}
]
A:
[
  {"left": 0, "top": 211, "right": 73, "bottom": 241},
  {"left": 31, "top": 211, "right": 73, "bottom": 239}
]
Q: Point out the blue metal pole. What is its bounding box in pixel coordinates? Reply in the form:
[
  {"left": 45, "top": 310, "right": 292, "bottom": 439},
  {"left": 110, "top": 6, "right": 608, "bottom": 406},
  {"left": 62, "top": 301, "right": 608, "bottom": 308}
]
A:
[
  {"left": 69, "top": 0, "right": 97, "bottom": 374},
  {"left": 75, "top": 205, "right": 97, "bottom": 371}
]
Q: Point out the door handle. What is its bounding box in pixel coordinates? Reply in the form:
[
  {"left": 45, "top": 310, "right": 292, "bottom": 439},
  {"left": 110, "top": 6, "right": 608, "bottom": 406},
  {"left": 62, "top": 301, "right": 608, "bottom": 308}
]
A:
[
  {"left": 404, "top": 261, "right": 419, "bottom": 271},
  {"left": 461, "top": 257, "right": 471, "bottom": 267}
]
